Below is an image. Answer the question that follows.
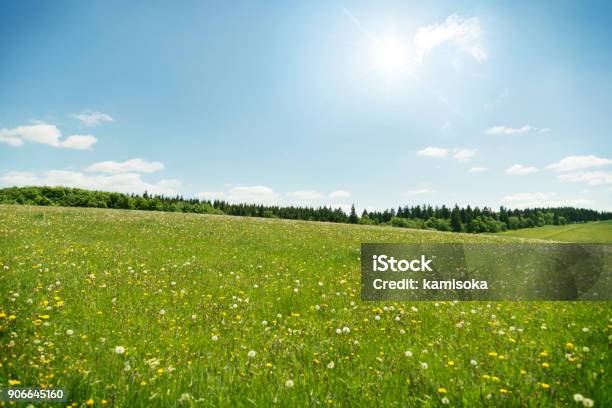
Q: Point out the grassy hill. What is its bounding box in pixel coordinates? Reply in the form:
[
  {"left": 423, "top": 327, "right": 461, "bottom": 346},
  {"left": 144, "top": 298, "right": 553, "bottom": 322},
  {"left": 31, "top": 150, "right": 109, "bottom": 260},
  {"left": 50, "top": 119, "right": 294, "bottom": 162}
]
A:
[
  {"left": 497, "top": 220, "right": 612, "bottom": 243},
  {"left": 0, "top": 205, "right": 610, "bottom": 407}
]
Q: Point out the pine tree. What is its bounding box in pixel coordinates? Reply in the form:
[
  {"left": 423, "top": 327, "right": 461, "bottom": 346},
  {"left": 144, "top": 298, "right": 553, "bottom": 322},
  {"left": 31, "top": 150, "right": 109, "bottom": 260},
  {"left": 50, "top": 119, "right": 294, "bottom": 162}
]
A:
[
  {"left": 348, "top": 204, "right": 359, "bottom": 224},
  {"left": 450, "top": 205, "right": 463, "bottom": 232}
]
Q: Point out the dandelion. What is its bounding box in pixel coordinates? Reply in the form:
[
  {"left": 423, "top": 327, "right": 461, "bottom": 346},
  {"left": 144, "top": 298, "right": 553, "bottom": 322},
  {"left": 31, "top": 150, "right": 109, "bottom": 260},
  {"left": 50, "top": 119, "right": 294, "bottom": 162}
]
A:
[
  {"left": 8, "top": 379, "right": 21, "bottom": 385},
  {"left": 470, "top": 359, "right": 478, "bottom": 366},
  {"left": 420, "top": 362, "right": 428, "bottom": 370},
  {"left": 574, "top": 394, "right": 584, "bottom": 402},
  {"left": 342, "top": 326, "right": 350, "bottom": 334},
  {"left": 211, "top": 335, "right": 218, "bottom": 342},
  {"left": 327, "top": 361, "right": 335, "bottom": 369},
  {"left": 375, "top": 315, "right": 381, "bottom": 321},
  {"left": 247, "top": 350, "right": 257, "bottom": 358},
  {"left": 66, "top": 329, "right": 74, "bottom": 336},
  {"left": 86, "top": 399, "right": 94, "bottom": 406},
  {"left": 336, "top": 328, "right": 342, "bottom": 334},
  {"left": 566, "top": 342, "right": 574, "bottom": 350},
  {"left": 500, "top": 389, "right": 508, "bottom": 394},
  {"left": 542, "top": 362, "right": 550, "bottom": 368},
  {"left": 438, "top": 387, "right": 447, "bottom": 394},
  {"left": 447, "top": 360, "right": 455, "bottom": 367},
  {"left": 285, "top": 379, "right": 294, "bottom": 388},
  {"left": 114, "top": 346, "right": 125, "bottom": 355},
  {"left": 582, "top": 398, "right": 594, "bottom": 407},
  {"left": 159, "top": 309, "right": 166, "bottom": 316},
  {"left": 540, "top": 383, "right": 550, "bottom": 389},
  {"left": 582, "top": 327, "right": 589, "bottom": 333},
  {"left": 441, "top": 397, "right": 450, "bottom": 405},
  {"left": 191, "top": 314, "right": 197, "bottom": 320},
  {"left": 404, "top": 351, "right": 413, "bottom": 358}
]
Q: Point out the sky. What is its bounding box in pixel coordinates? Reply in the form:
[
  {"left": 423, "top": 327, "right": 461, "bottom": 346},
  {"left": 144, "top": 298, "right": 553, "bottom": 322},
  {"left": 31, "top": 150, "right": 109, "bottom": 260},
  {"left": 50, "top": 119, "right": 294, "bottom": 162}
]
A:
[{"left": 1, "top": 0, "right": 611, "bottom": 212}]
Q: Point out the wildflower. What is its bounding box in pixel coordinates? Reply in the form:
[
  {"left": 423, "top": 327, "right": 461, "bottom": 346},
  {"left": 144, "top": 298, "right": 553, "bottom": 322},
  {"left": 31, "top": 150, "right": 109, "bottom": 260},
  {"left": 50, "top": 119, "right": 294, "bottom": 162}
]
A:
[
  {"left": 566, "top": 342, "right": 574, "bottom": 350},
  {"left": 327, "top": 361, "right": 335, "bottom": 369},
  {"left": 488, "top": 351, "right": 498, "bottom": 357},
  {"left": 285, "top": 379, "right": 294, "bottom": 388},
  {"left": 342, "top": 326, "right": 350, "bottom": 334},
  {"left": 86, "top": 399, "right": 94, "bottom": 406},
  {"left": 159, "top": 309, "right": 166, "bottom": 316},
  {"left": 191, "top": 314, "right": 197, "bottom": 320},
  {"left": 574, "top": 394, "right": 584, "bottom": 402},
  {"left": 438, "top": 387, "right": 447, "bottom": 394},
  {"left": 582, "top": 398, "right": 594, "bottom": 407},
  {"left": 247, "top": 350, "right": 257, "bottom": 358},
  {"left": 540, "top": 383, "right": 550, "bottom": 389},
  {"left": 336, "top": 328, "right": 342, "bottom": 334},
  {"left": 470, "top": 359, "right": 478, "bottom": 366},
  {"left": 539, "top": 351, "right": 548, "bottom": 357},
  {"left": 420, "top": 362, "right": 428, "bottom": 369},
  {"left": 375, "top": 315, "right": 381, "bottom": 321},
  {"left": 114, "top": 346, "right": 125, "bottom": 355},
  {"left": 404, "top": 351, "right": 413, "bottom": 358},
  {"left": 211, "top": 335, "right": 218, "bottom": 342},
  {"left": 447, "top": 360, "right": 455, "bottom": 367},
  {"left": 178, "top": 393, "right": 192, "bottom": 403},
  {"left": 8, "top": 379, "right": 21, "bottom": 385},
  {"left": 66, "top": 329, "right": 74, "bottom": 336},
  {"left": 542, "top": 362, "right": 550, "bottom": 368},
  {"left": 582, "top": 327, "right": 589, "bottom": 333},
  {"left": 441, "top": 397, "right": 450, "bottom": 405}
]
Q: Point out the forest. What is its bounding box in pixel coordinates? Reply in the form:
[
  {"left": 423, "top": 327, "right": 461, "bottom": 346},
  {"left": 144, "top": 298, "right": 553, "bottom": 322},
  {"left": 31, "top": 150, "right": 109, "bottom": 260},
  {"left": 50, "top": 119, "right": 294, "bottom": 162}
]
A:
[{"left": 1, "top": 186, "right": 610, "bottom": 234}]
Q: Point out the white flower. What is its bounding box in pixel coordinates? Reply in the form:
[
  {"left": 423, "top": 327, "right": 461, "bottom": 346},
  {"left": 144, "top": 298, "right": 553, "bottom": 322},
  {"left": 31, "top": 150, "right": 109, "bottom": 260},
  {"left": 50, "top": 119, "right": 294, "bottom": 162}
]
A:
[
  {"left": 420, "top": 362, "right": 428, "bottom": 369},
  {"left": 404, "top": 351, "right": 413, "bottom": 358},
  {"left": 582, "top": 398, "right": 594, "bottom": 407},
  {"left": 114, "top": 346, "right": 125, "bottom": 354},
  {"left": 159, "top": 309, "right": 166, "bottom": 316},
  {"left": 327, "top": 361, "right": 335, "bottom": 369},
  {"left": 261, "top": 320, "right": 268, "bottom": 326},
  {"left": 582, "top": 327, "right": 589, "bottom": 333},
  {"left": 66, "top": 329, "right": 74, "bottom": 336},
  {"left": 582, "top": 347, "right": 590, "bottom": 352},
  {"left": 285, "top": 379, "right": 294, "bottom": 388},
  {"left": 211, "top": 335, "right": 219, "bottom": 342},
  {"left": 191, "top": 314, "right": 197, "bottom": 320},
  {"left": 375, "top": 315, "right": 381, "bottom": 321},
  {"left": 411, "top": 306, "right": 418, "bottom": 312},
  {"left": 456, "top": 321, "right": 464, "bottom": 328},
  {"left": 342, "top": 326, "right": 350, "bottom": 334},
  {"left": 247, "top": 350, "right": 257, "bottom": 358},
  {"left": 336, "top": 328, "right": 342, "bottom": 334},
  {"left": 441, "top": 397, "right": 450, "bottom": 405},
  {"left": 470, "top": 359, "right": 478, "bottom": 366},
  {"left": 293, "top": 288, "right": 299, "bottom": 293},
  {"left": 178, "top": 393, "right": 192, "bottom": 403},
  {"left": 314, "top": 305, "right": 320, "bottom": 311},
  {"left": 574, "top": 394, "right": 584, "bottom": 402}
]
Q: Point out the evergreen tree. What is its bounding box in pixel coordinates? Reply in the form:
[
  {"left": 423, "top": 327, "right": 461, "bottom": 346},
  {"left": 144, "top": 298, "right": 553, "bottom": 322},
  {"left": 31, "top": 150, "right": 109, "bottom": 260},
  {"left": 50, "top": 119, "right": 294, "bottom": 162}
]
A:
[{"left": 348, "top": 204, "right": 359, "bottom": 224}]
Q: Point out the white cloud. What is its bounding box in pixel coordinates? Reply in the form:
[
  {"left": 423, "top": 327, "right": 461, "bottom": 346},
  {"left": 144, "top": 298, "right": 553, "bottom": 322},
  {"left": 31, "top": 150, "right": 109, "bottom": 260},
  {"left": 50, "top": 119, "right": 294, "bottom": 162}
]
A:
[
  {"left": 86, "top": 158, "right": 164, "bottom": 174},
  {"left": 0, "top": 170, "right": 181, "bottom": 195},
  {"left": 196, "top": 191, "right": 227, "bottom": 201},
  {"left": 468, "top": 166, "right": 487, "bottom": 173},
  {"left": 414, "top": 15, "right": 486, "bottom": 63},
  {"left": 453, "top": 148, "right": 476, "bottom": 162},
  {"left": 485, "top": 125, "right": 549, "bottom": 135},
  {"left": 546, "top": 155, "right": 612, "bottom": 172},
  {"left": 287, "top": 190, "right": 326, "bottom": 201},
  {"left": 505, "top": 164, "right": 539, "bottom": 176},
  {"left": 226, "top": 185, "right": 280, "bottom": 204},
  {"left": 558, "top": 171, "right": 612, "bottom": 186},
  {"left": 417, "top": 147, "right": 448, "bottom": 158},
  {"left": 71, "top": 110, "right": 114, "bottom": 127},
  {"left": 500, "top": 192, "right": 593, "bottom": 209},
  {"left": 404, "top": 188, "right": 436, "bottom": 196},
  {"left": 329, "top": 190, "right": 351, "bottom": 199},
  {"left": 0, "top": 122, "right": 97, "bottom": 150}
]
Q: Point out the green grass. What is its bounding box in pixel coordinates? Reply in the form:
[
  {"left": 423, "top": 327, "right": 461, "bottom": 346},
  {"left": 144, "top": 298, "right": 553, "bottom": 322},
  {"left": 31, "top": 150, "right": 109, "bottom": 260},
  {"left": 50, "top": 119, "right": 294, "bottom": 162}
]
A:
[
  {"left": 1, "top": 205, "right": 610, "bottom": 407},
  {"left": 497, "top": 220, "right": 612, "bottom": 243}
]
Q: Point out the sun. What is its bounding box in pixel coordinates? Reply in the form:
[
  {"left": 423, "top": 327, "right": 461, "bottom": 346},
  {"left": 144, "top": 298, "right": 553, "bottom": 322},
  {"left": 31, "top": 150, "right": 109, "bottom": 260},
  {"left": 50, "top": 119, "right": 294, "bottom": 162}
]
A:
[{"left": 374, "top": 37, "right": 408, "bottom": 71}]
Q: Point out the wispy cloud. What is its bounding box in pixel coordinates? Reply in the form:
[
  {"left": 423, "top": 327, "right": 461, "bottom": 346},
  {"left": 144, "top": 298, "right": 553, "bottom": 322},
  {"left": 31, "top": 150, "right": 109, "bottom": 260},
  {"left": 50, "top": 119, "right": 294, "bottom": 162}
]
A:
[
  {"left": 485, "top": 125, "right": 550, "bottom": 135},
  {"left": 558, "top": 171, "right": 612, "bottom": 186},
  {"left": 547, "top": 155, "right": 612, "bottom": 172},
  {"left": 505, "top": 164, "right": 539, "bottom": 175},
  {"left": 0, "top": 122, "right": 97, "bottom": 150},
  {"left": 468, "top": 166, "right": 487, "bottom": 173},
  {"left": 414, "top": 15, "right": 487, "bottom": 63},
  {"left": 329, "top": 190, "right": 351, "bottom": 199},
  {"left": 86, "top": 158, "right": 164, "bottom": 174},
  {"left": 404, "top": 188, "right": 436, "bottom": 196},
  {"left": 0, "top": 170, "right": 180, "bottom": 195},
  {"left": 453, "top": 148, "right": 477, "bottom": 162},
  {"left": 500, "top": 192, "right": 592, "bottom": 209},
  {"left": 71, "top": 110, "right": 114, "bottom": 127},
  {"left": 417, "top": 146, "right": 448, "bottom": 158}
]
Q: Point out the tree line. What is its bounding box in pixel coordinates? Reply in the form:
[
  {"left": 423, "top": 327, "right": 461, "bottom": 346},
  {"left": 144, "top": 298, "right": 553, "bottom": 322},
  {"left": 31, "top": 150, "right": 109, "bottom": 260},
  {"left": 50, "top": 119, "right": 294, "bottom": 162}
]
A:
[{"left": 1, "top": 186, "right": 610, "bottom": 234}]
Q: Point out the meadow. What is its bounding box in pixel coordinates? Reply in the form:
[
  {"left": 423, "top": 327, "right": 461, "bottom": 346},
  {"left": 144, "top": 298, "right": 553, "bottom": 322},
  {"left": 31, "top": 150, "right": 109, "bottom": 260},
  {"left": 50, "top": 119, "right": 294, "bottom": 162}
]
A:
[
  {"left": 497, "top": 220, "right": 612, "bottom": 243},
  {"left": 1, "top": 205, "right": 610, "bottom": 407}
]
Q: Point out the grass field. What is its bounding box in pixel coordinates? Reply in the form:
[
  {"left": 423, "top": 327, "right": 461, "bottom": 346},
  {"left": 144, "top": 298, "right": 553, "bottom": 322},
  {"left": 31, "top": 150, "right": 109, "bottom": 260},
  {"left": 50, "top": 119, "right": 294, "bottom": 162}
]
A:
[
  {"left": 1, "top": 205, "right": 610, "bottom": 407},
  {"left": 497, "top": 220, "right": 612, "bottom": 243}
]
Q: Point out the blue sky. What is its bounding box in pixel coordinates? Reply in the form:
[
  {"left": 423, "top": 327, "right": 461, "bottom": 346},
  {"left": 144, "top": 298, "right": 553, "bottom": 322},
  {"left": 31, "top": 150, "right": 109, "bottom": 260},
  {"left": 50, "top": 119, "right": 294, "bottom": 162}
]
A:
[{"left": 1, "top": 0, "right": 611, "bottom": 211}]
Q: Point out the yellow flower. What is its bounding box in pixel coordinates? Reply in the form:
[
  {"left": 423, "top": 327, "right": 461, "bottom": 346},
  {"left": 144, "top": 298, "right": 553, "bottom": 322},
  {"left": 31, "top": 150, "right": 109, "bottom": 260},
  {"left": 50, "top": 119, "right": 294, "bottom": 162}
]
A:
[
  {"left": 437, "top": 387, "right": 447, "bottom": 394},
  {"left": 542, "top": 362, "right": 550, "bottom": 368},
  {"left": 140, "top": 380, "right": 147, "bottom": 386},
  {"left": 491, "top": 376, "right": 500, "bottom": 382},
  {"left": 86, "top": 399, "right": 94, "bottom": 406},
  {"left": 447, "top": 360, "right": 455, "bottom": 367},
  {"left": 101, "top": 400, "right": 108, "bottom": 405},
  {"left": 488, "top": 351, "right": 498, "bottom": 357},
  {"left": 500, "top": 389, "right": 508, "bottom": 394},
  {"left": 39, "top": 314, "right": 50, "bottom": 319},
  {"left": 565, "top": 342, "right": 574, "bottom": 350},
  {"left": 8, "top": 315, "right": 16, "bottom": 320},
  {"left": 0, "top": 311, "right": 6, "bottom": 318},
  {"left": 539, "top": 351, "right": 548, "bottom": 357},
  {"left": 266, "top": 362, "right": 273, "bottom": 368},
  {"left": 157, "top": 368, "right": 164, "bottom": 375},
  {"left": 8, "top": 379, "right": 21, "bottom": 385},
  {"left": 540, "top": 383, "right": 550, "bottom": 389}
]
